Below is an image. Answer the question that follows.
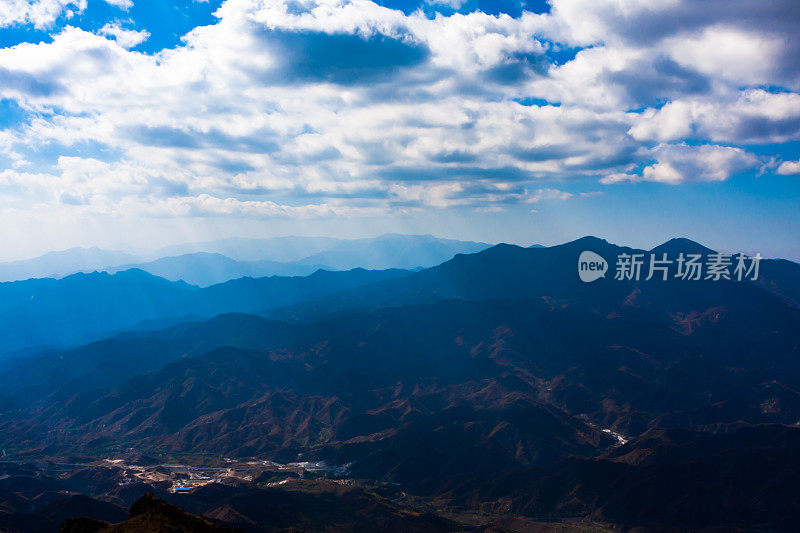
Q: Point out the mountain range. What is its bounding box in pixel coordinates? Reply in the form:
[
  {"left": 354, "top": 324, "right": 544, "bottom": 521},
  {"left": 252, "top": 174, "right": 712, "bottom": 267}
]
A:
[
  {"left": 104, "top": 253, "right": 326, "bottom": 285},
  {"left": 0, "top": 267, "right": 410, "bottom": 356},
  {"left": 0, "top": 236, "right": 798, "bottom": 531},
  {"left": 0, "top": 234, "right": 491, "bottom": 285},
  {"left": 0, "top": 247, "right": 139, "bottom": 284}
]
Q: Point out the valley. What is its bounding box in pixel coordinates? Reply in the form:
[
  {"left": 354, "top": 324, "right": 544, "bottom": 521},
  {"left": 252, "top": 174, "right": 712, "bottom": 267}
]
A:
[{"left": 0, "top": 455, "right": 351, "bottom": 494}]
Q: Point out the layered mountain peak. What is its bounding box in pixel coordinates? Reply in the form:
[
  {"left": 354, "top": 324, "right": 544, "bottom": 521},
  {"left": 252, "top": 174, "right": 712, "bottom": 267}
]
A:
[
  {"left": 651, "top": 237, "right": 716, "bottom": 256},
  {"left": 565, "top": 235, "right": 611, "bottom": 248}
]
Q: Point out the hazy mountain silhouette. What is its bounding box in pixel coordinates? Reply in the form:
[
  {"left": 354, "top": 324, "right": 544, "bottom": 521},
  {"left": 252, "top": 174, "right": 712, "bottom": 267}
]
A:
[
  {"left": 106, "top": 253, "right": 325, "bottom": 286},
  {"left": 291, "top": 233, "right": 491, "bottom": 270},
  {"left": 0, "top": 247, "right": 140, "bottom": 283},
  {"left": 0, "top": 235, "right": 490, "bottom": 287},
  {"left": 0, "top": 267, "right": 410, "bottom": 355},
  {"left": 152, "top": 235, "right": 340, "bottom": 262},
  {"left": 150, "top": 234, "right": 490, "bottom": 267}
]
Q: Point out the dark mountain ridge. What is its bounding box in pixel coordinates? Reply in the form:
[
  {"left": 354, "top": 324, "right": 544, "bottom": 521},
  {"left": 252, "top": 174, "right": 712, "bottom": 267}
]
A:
[
  {"left": 271, "top": 235, "right": 800, "bottom": 322},
  {"left": 0, "top": 267, "right": 411, "bottom": 356}
]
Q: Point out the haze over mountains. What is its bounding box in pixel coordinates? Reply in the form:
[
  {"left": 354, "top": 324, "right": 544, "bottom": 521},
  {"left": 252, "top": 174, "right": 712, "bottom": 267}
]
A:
[
  {"left": 104, "top": 253, "right": 327, "bottom": 287},
  {"left": 0, "top": 235, "right": 799, "bottom": 531},
  {"left": 0, "top": 247, "right": 140, "bottom": 284},
  {"left": 0, "top": 234, "right": 798, "bottom": 356},
  {"left": 0, "top": 234, "right": 491, "bottom": 285},
  {"left": 0, "top": 267, "right": 411, "bottom": 356}
]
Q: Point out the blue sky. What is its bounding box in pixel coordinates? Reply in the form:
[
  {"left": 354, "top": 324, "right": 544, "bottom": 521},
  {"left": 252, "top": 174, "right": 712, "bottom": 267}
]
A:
[{"left": 0, "top": 0, "right": 798, "bottom": 260}]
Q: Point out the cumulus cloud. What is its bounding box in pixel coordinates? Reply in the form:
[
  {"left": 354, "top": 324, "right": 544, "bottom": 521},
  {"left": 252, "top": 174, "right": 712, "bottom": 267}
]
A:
[
  {"left": 99, "top": 22, "right": 149, "bottom": 48},
  {"left": 602, "top": 144, "right": 762, "bottom": 185},
  {"left": 425, "top": 0, "right": 467, "bottom": 10},
  {"left": 777, "top": 160, "right": 800, "bottom": 175},
  {"left": 0, "top": 0, "right": 797, "bottom": 225},
  {"left": 0, "top": 0, "right": 131, "bottom": 29},
  {"left": 103, "top": 0, "right": 133, "bottom": 9},
  {"left": 629, "top": 90, "right": 800, "bottom": 145},
  {"left": 146, "top": 194, "right": 383, "bottom": 218},
  {"left": 0, "top": 0, "right": 86, "bottom": 29}
]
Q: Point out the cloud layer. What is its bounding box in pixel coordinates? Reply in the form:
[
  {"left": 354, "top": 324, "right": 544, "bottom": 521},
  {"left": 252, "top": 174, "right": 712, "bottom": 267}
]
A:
[{"left": 0, "top": 0, "right": 798, "bottom": 223}]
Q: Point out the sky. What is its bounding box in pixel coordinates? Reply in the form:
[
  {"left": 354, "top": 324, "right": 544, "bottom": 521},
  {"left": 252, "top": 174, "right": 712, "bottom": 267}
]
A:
[{"left": 0, "top": 0, "right": 798, "bottom": 260}]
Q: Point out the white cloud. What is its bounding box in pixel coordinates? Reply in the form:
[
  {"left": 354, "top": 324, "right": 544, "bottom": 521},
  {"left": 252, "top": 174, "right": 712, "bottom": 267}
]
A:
[
  {"left": 0, "top": 0, "right": 137, "bottom": 29},
  {"left": 777, "top": 160, "right": 800, "bottom": 175},
  {"left": 103, "top": 0, "right": 133, "bottom": 9},
  {"left": 0, "top": 0, "right": 86, "bottom": 29},
  {"left": 663, "top": 26, "right": 783, "bottom": 87},
  {"left": 602, "top": 143, "right": 762, "bottom": 185},
  {"left": 144, "top": 194, "right": 384, "bottom": 218},
  {"left": 99, "top": 22, "right": 149, "bottom": 48},
  {"left": 629, "top": 90, "right": 800, "bottom": 144},
  {"left": 526, "top": 188, "right": 573, "bottom": 202},
  {"left": 644, "top": 144, "right": 760, "bottom": 185},
  {"left": 424, "top": 0, "right": 467, "bottom": 10},
  {"left": 0, "top": 0, "right": 797, "bottom": 228}
]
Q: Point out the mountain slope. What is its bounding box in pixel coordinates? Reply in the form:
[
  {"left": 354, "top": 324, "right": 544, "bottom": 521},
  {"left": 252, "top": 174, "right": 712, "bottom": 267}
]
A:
[
  {"left": 0, "top": 267, "right": 410, "bottom": 355},
  {"left": 4, "top": 285, "right": 799, "bottom": 464},
  {"left": 0, "top": 313, "right": 298, "bottom": 403},
  {"left": 0, "top": 269, "right": 197, "bottom": 355},
  {"left": 490, "top": 424, "right": 800, "bottom": 530}
]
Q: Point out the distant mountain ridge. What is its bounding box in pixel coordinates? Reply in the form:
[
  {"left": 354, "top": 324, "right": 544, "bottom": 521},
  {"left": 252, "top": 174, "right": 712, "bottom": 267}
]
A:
[
  {"left": 0, "top": 267, "right": 410, "bottom": 356},
  {"left": 0, "top": 247, "right": 140, "bottom": 283},
  {"left": 0, "top": 235, "right": 796, "bottom": 356},
  {"left": 271, "top": 235, "right": 800, "bottom": 321},
  {"left": 105, "top": 252, "right": 326, "bottom": 286},
  {"left": 287, "top": 233, "right": 491, "bottom": 270},
  {"left": 0, "top": 234, "right": 491, "bottom": 285},
  {"left": 149, "top": 233, "right": 491, "bottom": 265},
  {"left": 140, "top": 234, "right": 490, "bottom": 284}
]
